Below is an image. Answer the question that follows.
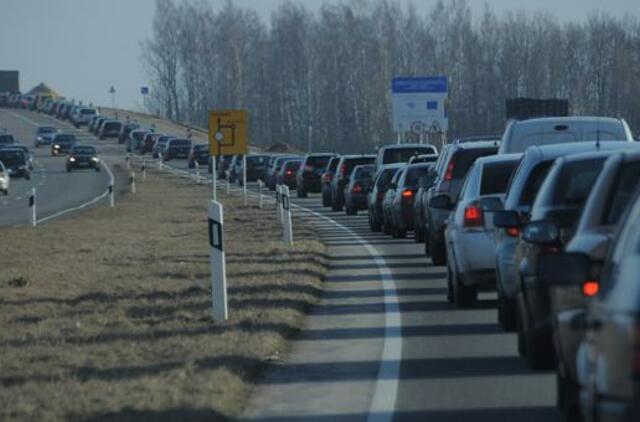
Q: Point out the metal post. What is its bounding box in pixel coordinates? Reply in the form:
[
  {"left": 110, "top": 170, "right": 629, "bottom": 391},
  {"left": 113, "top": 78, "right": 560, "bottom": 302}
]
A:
[
  {"left": 276, "top": 184, "right": 283, "bottom": 224},
  {"left": 141, "top": 160, "right": 147, "bottom": 181},
  {"left": 226, "top": 170, "right": 230, "bottom": 194},
  {"left": 242, "top": 154, "right": 247, "bottom": 206},
  {"left": 195, "top": 161, "right": 201, "bottom": 184},
  {"left": 211, "top": 157, "right": 217, "bottom": 201},
  {"left": 282, "top": 186, "right": 293, "bottom": 246},
  {"left": 126, "top": 153, "right": 131, "bottom": 169},
  {"left": 208, "top": 200, "right": 228, "bottom": 321},
  {"left": 258, "top": 180, "right": 263, "bottom": 209},
  {"left": 130, "top": 172, "right": 136, "bottom": 194},
  {"left": 29, "top": 187, "right": 36, "bottom": 227},
  {"left": 109, "top": 184, "right": 114, "bottom": 208}
]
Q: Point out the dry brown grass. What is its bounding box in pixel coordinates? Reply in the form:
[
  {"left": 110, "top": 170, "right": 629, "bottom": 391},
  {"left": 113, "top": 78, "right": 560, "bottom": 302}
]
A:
[{"left": 0, "top": 166, "right": 327, "bottom": 421}]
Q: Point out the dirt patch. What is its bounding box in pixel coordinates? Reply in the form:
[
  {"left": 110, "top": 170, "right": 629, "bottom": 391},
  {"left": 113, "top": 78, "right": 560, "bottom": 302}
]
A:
[{"left": 0, "top": 167, "right": 327, "bottom": 421}]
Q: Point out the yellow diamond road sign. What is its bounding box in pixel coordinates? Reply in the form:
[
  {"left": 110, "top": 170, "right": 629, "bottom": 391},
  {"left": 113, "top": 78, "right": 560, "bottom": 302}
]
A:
[{"left": 208, "top": 110, "right": 248, "bottom": 156}]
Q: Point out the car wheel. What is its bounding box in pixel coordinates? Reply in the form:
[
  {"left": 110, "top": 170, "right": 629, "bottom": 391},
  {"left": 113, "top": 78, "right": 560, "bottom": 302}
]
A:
[
  {"left": 516, "top": 309, "right": 527, "bottom": 358},
  {"left": 429, "top": 230, "right": 447, "bottom": 266},
  {"left": 382, "top": 213, "right": 392, "bottom": 235},
  {"left": 414, "top": 227, "right": 424, "bottom": 243},
  {"left": 446, "top": 265, "right": 454, "bottom": 303},
  {"left": 188, "top": 162, "right": 195, "bottom": 169},
  {"left": 96, "top": 166, "right": 101, "bottom": 172},
  {"left": 298, "top": 189, "right": 307, "bottom": 198},
  {"left": 453, "top": 271, "right": 477, "bottom": 308},
  {"left": 525, "top": 327, "right": 555, "bottom": 370},
  {"left": 66, "top": 167, "right": 71, "bottom": 173},
  {"left": 24, "top": 173, "right": 31, "bottom": 181},
  {"left": 558, "top": 374, "right": 581, "bottom": 421},
  {"left": 322, "top": 192, "right": 330, "bottom": 207},
  {"left": 497, "top": 285, "right": 517, "bottom": 332}
]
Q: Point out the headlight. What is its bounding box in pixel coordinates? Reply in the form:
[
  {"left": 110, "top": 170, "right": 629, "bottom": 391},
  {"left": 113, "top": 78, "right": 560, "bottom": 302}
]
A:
[
  {"left": 91, "top": 157, "right": 99, "bottom": 162},
  {"left": 54, "top": 144, "right": 60, "bottom": 149},
  {"left": 69, "top": 157, "right": 76, "bottom": 162},
  {"left": 37, "top": 136, "right": 43, "bottom": 141}
]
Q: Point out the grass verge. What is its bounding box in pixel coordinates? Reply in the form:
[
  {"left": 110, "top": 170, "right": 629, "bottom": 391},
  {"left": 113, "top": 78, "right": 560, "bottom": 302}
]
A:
[{"left": 0, "top": 166, "right": 327, "bottom": 421}]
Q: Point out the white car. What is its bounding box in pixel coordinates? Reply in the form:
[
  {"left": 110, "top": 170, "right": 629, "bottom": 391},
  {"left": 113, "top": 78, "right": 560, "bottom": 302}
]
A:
[
  {"left": 0, "top": 161, "right": 9, "bottom": 195},
  {"left": 441, "top": 154, "right": 521, "bottom": 307}
]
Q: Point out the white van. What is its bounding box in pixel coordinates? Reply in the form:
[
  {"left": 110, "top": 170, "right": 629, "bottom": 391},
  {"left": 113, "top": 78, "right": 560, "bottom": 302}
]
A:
[
  {"left": 498, "top": 117, "right": 634, "bottom": 154},
  {"left": 0, "top": 161, "right": 9, "bottom": 195}
]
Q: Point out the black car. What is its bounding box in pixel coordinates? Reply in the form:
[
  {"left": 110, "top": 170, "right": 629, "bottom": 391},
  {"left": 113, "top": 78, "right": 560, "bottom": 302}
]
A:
[
  {"left": 367, "top": 164, "right": 404, "bottom": 232},
  {"left": 238, "top": 154, "right": 270, "bottom": 185},
  {"left": 330, "top": 155, "right": 376, "bottom": 211},
  {"left": 321, "top": 156, "right": 341, "bottom": 207},
  {"left": 119, "top": 123, "right": 140, "bottom": 144},
  {"left": 0, "top": 133, "right": 15, "bottom": 148},
  {"left": 296, "top": 153, "right": 334, "bottom": 198},
  {"left": 188, "top": 144, "right": 210, "bottom": 168},
  {"left": 0, "top": 148, "right": 30, "bottom": 179},
  {"left": 344, "top": 164, "right": 375, "bottom": 215},
  {"left": 163, "top": 138, "right": 191, "bottom": 161},
  {"left": 387, "top": 163, "right": 437, "bottom": 238},
  {"left": 66, "top": 145, "right": 101, "bottom": 172},
  {"left": 51, "top": 134, "right": 77, "bottom": 156},
  {"left": 152, "top": 135, "right": 174, "bottom": 158}
]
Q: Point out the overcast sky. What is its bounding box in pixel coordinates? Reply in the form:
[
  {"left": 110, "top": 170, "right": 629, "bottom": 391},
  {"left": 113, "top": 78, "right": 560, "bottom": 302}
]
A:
[{"left": 1, "top": 0, "right": 637, "bottom": 110}]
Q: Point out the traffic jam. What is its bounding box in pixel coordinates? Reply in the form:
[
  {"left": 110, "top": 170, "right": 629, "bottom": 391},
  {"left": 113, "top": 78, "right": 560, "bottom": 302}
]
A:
[{"left": 3, "top": 88, "right": 640, "bottom": 421}]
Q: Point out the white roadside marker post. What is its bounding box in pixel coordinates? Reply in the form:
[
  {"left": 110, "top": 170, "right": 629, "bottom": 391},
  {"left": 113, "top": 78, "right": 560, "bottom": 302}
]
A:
[
  {"left": 29, "top": 187, "right": 36, "bottom": 227},
  {"left": 276, "top": 184, "right": 283, "bottom": 224},
  {"left": 141, "top": 160, "right": 147, "bottom": 181},
  {"left": 194, "top": 161, "right": 201, "bottom": 184},
  {"left": 126, "top": 153, "right": 131, "bottom": 170},
  {"left": 242, "top": 154, "right": 247, "bottom": 206},
  {"left": 208, "top": 200, "right": 228, "bottom": 321},
  {"left": 130, "top": 172, "right": 136, "bottom": 194},
  {"left": 282, "top": 185, "right": 293, "bottom": 246},
  {"left": 258, "top": 180, "right": 263, "bottom": 209},
  {"left": 226, "top": 170, "right": 230, "bottom": 194},
  {"left": 108, "top": 184, "right": 115, "bottom": 208},
  {"left": 212, "top": 159, "right": 218, "bottom": 199}
]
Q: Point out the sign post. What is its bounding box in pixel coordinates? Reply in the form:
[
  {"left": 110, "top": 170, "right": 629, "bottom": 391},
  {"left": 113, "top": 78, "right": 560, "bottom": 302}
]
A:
[
  {"left": 208, "top": 109, "right": 249, "bottom": 200},
  {"left": 282, "top": 186, "right": 293, "bottom": 246},
  {"left": 208, "top": 200, "right": 228, "bottom": 321},
  {"left": 29, "top": 187, "right": 36, "bottom": 227},
  {"left": 108, "top": 184, "right": 114, "bottom": 208}
]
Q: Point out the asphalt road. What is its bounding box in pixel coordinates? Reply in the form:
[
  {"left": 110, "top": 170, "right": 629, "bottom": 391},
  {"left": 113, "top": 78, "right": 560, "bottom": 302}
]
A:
[
  {"left": 151, "top": 156, "right": 561, "bottom": 421},
  {"left": 0, "top": 109, "right": 117, "bottom": 227}
]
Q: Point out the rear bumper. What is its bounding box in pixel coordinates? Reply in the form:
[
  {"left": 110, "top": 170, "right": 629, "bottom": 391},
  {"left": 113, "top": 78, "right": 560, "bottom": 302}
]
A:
[
  {"left": 452, "top": 230, "right": 497, "bottom": 287},
  {"left": 581, "top": 393, "right": 640, "bottom": 422}
]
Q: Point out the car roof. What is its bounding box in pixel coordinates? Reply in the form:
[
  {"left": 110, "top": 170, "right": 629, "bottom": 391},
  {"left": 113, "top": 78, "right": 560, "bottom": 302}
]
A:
[
  {"left": 511, "top": 116, "right": 624, "bottom": 126},
  {"left": 378, "top": 143, "right": 434, "bottom": 150},
  {"left": 525, "top": 141, "right": 639, "bottom": 161},
  {"left": 451, "top": 140, "right": 501, "bottom": 151},
  {"left": 474, "top": 153, "right": 522, "bottom": 165}
]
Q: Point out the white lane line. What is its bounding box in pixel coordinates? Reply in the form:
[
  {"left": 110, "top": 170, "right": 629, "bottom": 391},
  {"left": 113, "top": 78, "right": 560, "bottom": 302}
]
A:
[
  {"left": 145, "top": 156, "right": 401, "bottom": 419},
  {"left": 36, "top": 161, "right": 115, "bottom": 224}
]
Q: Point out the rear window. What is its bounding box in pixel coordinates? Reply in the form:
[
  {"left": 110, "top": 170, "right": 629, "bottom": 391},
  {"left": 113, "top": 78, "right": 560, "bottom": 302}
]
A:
[
  {"left": 81, "top": 109, "right": 96, "bottom": 115},
  {"left": 105, "top": 122, "right": 121, "bottom": 130},
  {"left": 551, "top": 158, "right": 605, "bottom": 207},
  {"left": 38, "top": 127, "right": 56, "bottom": 134},
  {"left": 451, "top": 148, "right": 498, "bottom": 179},
  {"left": 193, "top": 144, "right": 208, "bottom": 152},
  {"left": 307, "top": 155, "right": 332, "bottom": 169},
  {"left": 603, "top": 162, "right": 640, "bottom": 225},
  {"left": 132, "top": 131, "right": 147, "bottom": 141},
  {"left": 55, "top": 135, "right": 76, "bottom": 143},
  {"left": 404, "top": 167, "right": 432, "bottom": 188},
  {"left": 354, "top": 165, "right": 375, "bottom": 179},
  {"left": 480, "top": 161, "right": 519, "bottom": 195},
  {"left": 73, "top": 147, "right": 96, "bottom": 155},
  {"left": 247, "top": 156, "right": 268, "bottom": 165},
  {"left": 0, "top": 135, "right": 14, "bottom": 144},
  {"left": 327, "top": 157, "right": 340, "bottom": 172},
  {"left": 383, "top": 146, "right": 436, "bottom": 164},
  {"left": 344, "top": 157, "right": 375, "bottom": 173},
  {"left": 285, "top": 160, "right": 302, "bottom": 169},
  {"left": 519, "top": 161, "right": 554, "bottom": 206},
  {"left": 171, "top": 140, "right": 191, "bottom": 147},
  {"left": 376, "top": 168, "right": 399, "bottom": 188}
]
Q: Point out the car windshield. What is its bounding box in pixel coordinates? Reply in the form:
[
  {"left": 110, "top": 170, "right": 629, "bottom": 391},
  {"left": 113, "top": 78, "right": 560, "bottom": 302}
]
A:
[
  {"left": 354, "top": 165, "right": 375, "bottom": 179},
  {"left": 307, "top": 155, "right": 332, "bottom": 169},
  {"left": 38, "top": 127, "right": 56, "bottom": 134},
  {"left": 603, "top": 162, "right": 640, "bottom": 225},
  {"left": 105, "top": 122, "right": 121, "bottom": 130},
  {"left": 480, "top": 161, "right": 519, "bottom": 195},
  {"left": 0, "top": 150, "right": 25, "bottom": 165},
  {"left": 194, "top": 145, "right": 208, "bottom": 152},
  {"left": 73, "top": 147, "right": 96, "bottom": 155},
  {"left": 82, "top": 109, "right": 96, "bottom": 115},
  {"left": 377, "top": 167, "right": 400, "bottom": 188},
  {"left": 383, "top": 147, "right": 436, "bottom": 164},
  {"left": 247, "top": 155, "right": 268, "bottom": 165},
  {"left": 56, "top": 135, "right": 76, "bottom": 143},
  {"left": 0, "top": 135, "right": 15, "bottom": 144}
]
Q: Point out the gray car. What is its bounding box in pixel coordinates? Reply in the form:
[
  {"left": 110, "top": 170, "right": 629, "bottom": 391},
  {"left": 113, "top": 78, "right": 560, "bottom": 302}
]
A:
[
  {"left": 493, "top": 142, "right": 636, "bottom": 335},
  {"left": 34, "top": 126, "right": 58, "bottom": 147},
  {"left": 440, "top": 154, "right": 521, "bottom": 307},
  {"left": 538, "top": 149, "right": 640, "bottom": 419},
  {"left": 424, "top": 141, "right": 500, "bottom": 265}
]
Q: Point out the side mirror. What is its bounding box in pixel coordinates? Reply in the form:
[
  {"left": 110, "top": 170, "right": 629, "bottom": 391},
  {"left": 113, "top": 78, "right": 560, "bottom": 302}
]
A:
[
  {"left": 480, "top": 197, "right": 503, "bottom": 212},
  {"left": 537, "top": 253, "right": 591, "bottom": 287},
  {"left": 430, "top": 194, "right": 452, "bottom": 210},
  {"left": 522, "top": 221, "right": 560, "bottom": 245},
  {"left": 493, "top": 210, "right": 520, "bottom": 229}
]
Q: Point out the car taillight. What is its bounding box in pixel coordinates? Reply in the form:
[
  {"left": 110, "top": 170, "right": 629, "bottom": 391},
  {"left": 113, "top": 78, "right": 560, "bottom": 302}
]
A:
[
  {"left": 582, "top": 280, "right": 599, "bottom": 297},
  {"left": 340, "top": 164, "right": 347, "bottom": 176},
  {"left": 463, "top": 205, "right": 484, "bottom": 227},
  {"left": 286, "top": 170, "right": 293, "bottom": 176},
  {"left": 352, "top": 183, "right": 363, "bottom": 193},
  {"left": 505, "top": 227, "right": 520, "bottom": 237},
  {"left": 444, "top": 160, "right": 455, "bottom": 181}
]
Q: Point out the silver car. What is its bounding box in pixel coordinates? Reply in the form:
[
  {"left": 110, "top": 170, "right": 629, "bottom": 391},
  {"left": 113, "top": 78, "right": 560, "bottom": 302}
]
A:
[
  {"left": 440, "top": 154, "right": 520, "bottom": 307},
  {"left": 538, "top": 149, "right": 640, "bottom": 419},
  {"left": 498, "top": 116, "right": 634, "bottom": 154},
  {"left": 492, "top": 142, "right": 634, "bottom": 334}
]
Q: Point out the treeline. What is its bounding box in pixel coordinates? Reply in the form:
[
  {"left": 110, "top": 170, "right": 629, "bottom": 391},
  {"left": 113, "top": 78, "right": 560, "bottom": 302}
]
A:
[{"left": 142, "top": 0, "right": 640, "bottom": 152}]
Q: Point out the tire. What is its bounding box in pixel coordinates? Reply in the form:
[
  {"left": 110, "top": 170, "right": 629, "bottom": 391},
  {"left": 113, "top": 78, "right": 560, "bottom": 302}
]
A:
[
  {"left": 24, "top": 173, "right": 31, "bottom": 181},
  {"left": 188, "top": 162, "right": 195, "bottom": 169},
  {"left": 497, "top": 285, "right": 517, "bottom": 332},
  {"left": 96, "top": 167, "right": 101, "bottom": 172},
  {"left": 383, "top": 213, "right": 392, "bottom": 235},
  {"left": 66, "top": 167, "right": 71, "bottom": 173},
  {"left": 298, "top": 189, "right": 307, "bottom": 198},
  {"left": 525, "top": 327, "right": 555, "bottom": 370},
  {"left": 558, "top": 374, "right": 581, "bottom": 422},
  {"left": 517, "top": 309, "right": 527, "bottom": 358},
  {"left": 446, "top": 265, "right": 455, "bottom": 303},
  {"left": 429, "top": 230, "right": 447, "bottom": 266},
  {"left": 345, "top": 205, "right": 356, "bottom": 216},
  {"left": 414, "top": 226, "right": 424, "bottom": 243},
  {"left": 453, "top": 270, "right": 477, "bottom": 308}
]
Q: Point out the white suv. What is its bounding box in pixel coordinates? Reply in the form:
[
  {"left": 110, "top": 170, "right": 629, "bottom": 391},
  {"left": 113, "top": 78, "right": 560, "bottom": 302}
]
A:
[{"left": 71, "top": 107, "right": 98, "bottom": 128}]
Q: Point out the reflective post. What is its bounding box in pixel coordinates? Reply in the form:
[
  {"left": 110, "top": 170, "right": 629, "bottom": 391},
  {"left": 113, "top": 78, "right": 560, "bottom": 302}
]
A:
[
  {"left": 208, "top": 200, "right": 228, "bottom": 321},
  {"left": 211, "top": 156, "right": 217, "bottom": 200},
  {"left": 258, "top": 180, "right": 263, "bottom": 209},
  {"left": 242, "top": 155, "right": 247, "bottom": 206},
  {"left": 29, "top": 187, "right": 36, "bottom": 227},
  {"left": 109, "top": 184, "right": 114, "bottom": 208},
  {"left": 282, "top": 186, "right": 293, "bottom": 246},
  {"left": 130, "top": 172, "right": 136, "bottom": 194}
]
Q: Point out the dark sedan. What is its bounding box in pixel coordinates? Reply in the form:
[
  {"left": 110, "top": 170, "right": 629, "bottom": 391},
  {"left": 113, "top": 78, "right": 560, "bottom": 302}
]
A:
[
  {"left": 51, "top": 134, "right": 77, "bottom": 156},
  {"left": 0, "top": 148, "right": 30, "bottom": 179},
  {"left": 344, "top": 164, "right": 375, "bottom": 215},
  {"left": 66, "top": 145, "right": 101, "bottom": 172}
]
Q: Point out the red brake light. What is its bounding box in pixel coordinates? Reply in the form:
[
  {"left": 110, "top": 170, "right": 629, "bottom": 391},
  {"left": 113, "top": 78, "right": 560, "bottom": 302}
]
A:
[
  {"left": 505, "top": 227, "right": 520, "bottom": 237},
  {"left": 445, "top": 160, "right": 455, "bottom": 181},
  {"left": 582, "top": 280, "right": 599, "bottom": 297},
  {"left": 286, "top": 170, "right": 293, "bottom": 176},
  {"left": 352, "top": 183, "right": 363, "bottom": 193},
  {"left": 402, "top": 190, "right": 413, "bottom": 198},
  {"left": 340, "top": 164, "right": 347, "bottom": 176},
  {"left": 463, "top": 205, "right": 484, "bottom": 227}
]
